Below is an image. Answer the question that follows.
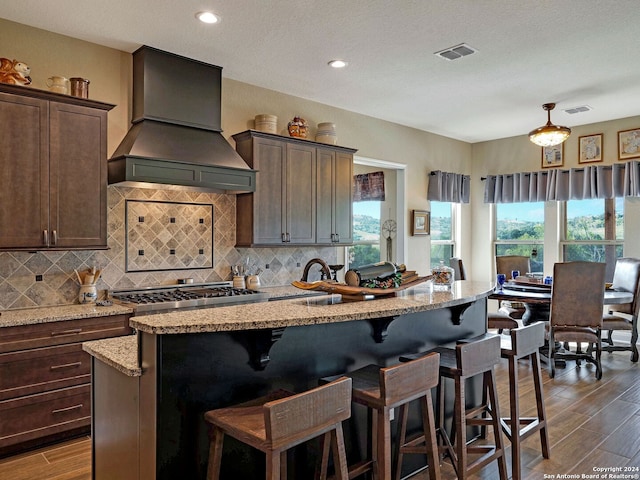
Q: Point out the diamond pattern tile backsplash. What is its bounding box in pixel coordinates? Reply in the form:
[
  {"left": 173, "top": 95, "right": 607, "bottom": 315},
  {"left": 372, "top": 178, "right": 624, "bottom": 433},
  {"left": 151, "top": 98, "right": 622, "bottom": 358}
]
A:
[
  {"left": 125, "top": 200, "right": 213, "bottom": 272},
  {"left": 0, "top": 186, "right": 337, "bottom": 309}
]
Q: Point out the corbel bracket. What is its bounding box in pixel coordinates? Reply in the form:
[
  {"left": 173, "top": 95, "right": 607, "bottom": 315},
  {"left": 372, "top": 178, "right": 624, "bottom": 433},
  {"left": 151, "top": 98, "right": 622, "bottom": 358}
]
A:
[
  {"left": 242, "top": 327, "right": 286, "bottom": 371},
  {"left": 367, "top": 316, "right": 398, "bottom": 343},
  {"left": 449, "top": 302, "right": 473, "bottom": 325}
]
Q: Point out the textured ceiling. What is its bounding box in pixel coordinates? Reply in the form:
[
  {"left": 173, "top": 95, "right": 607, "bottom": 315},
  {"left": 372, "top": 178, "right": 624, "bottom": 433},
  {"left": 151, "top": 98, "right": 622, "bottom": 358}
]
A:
[{"left": 2, "top": 0, "right": 639, "bottom": 143}]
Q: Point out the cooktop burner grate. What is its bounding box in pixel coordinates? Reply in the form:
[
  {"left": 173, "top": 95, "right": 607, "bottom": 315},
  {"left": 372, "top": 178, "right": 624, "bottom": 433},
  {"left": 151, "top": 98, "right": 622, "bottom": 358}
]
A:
[{"left": 109, "top": 282, "right": 268, "bottom": 313}]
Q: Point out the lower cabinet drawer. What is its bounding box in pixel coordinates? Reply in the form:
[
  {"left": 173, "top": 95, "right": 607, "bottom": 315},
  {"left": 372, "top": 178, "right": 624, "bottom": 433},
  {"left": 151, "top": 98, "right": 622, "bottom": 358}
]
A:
[
  {"left": 0, "top": 384, "right": 90, "bottom": 448},
  {"left": 0, "top": 343, "right": 90, "bottom": 401}
]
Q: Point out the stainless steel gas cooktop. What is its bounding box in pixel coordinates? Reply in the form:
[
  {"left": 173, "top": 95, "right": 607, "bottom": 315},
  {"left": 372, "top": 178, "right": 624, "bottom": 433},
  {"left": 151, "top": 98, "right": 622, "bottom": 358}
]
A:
[{"left": 109, "top": 282, "right": 268, "bottom": 313}]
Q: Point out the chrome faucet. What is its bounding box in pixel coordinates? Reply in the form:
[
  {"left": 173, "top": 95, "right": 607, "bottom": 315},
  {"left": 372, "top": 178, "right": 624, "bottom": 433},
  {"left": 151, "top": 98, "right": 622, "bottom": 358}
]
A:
[{"left": 301, "top": 258, "right": 332, "bottom": 282}]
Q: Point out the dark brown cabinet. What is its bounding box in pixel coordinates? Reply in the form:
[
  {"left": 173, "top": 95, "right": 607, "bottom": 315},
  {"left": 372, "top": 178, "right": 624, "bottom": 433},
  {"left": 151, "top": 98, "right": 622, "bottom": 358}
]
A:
[
  {"left": 0, "top": 84, "right": 114, "bottom": 250},
  {"left": 233, "top": 130, "right": 356, "bottom": 247},
  {"left": 0, "top": 313, "right": 132, "bottom": 454}
]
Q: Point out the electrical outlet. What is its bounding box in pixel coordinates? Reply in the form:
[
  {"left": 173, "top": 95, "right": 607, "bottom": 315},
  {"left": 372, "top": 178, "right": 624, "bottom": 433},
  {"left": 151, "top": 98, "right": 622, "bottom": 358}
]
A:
[
  {"left": 265, "top": 264, "right": 269, "bottom": 269},
  {"left": 296, "top": 262, "right": 301, "bottom": 267},
  {"left": 35, "top": 274, "right": 43, "bottom": 282}
]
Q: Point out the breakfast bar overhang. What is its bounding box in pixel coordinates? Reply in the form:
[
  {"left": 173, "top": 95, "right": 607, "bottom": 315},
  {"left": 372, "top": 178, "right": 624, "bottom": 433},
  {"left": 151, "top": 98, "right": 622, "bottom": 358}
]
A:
[{"left": 84, "top": 281, "right": 494, "bottom": 480}]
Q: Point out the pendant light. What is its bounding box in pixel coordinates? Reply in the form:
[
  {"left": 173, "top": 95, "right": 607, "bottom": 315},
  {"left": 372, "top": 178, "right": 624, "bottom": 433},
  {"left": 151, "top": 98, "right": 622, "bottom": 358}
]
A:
[{"left": 528, "top": 103, "right": 571, "bottom": 147}]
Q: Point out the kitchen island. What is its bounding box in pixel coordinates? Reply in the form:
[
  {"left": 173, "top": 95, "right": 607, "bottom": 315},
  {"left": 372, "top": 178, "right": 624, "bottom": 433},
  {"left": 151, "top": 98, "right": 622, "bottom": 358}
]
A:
[{"left": 84, "top": 281, "right": 494, "bottom": 480}]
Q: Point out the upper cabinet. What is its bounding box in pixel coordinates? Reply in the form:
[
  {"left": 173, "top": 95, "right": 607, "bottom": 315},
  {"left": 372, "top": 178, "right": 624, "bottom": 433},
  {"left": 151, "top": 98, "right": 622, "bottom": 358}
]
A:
[
  {"left": 0, "top": 84, "right": 114, "bottom": 250},
  {"left": 233, "top": 130, "right": 356, "bottom": 247},
  {"left": 316, "top": 147, "right": 354, "bottom": 245}
]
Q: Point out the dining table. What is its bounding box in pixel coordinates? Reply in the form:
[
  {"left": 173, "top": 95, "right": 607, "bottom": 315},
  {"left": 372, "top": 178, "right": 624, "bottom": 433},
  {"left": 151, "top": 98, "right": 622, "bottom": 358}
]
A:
[
  {"left": 489, "top": 280, "right": 634, "bottom": 368},
  {"left": 489, "top": 281, "right": 634, "bottom": 324}
]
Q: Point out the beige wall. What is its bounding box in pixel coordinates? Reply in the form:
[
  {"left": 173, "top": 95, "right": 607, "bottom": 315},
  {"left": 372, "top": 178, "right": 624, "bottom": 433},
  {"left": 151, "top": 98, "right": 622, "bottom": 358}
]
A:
[
  {"left": 1, "top": 18, "right": 472, "bottom": 279},
  {"left": 2, "top": 18, "right": 638, "bottom": 299},
  {"left": 471, "top": 115, "right": 640, "bottom": 283}
]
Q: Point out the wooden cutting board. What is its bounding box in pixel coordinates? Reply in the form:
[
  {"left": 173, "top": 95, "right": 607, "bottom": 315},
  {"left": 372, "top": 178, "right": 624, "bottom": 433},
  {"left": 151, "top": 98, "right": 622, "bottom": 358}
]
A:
[{"left": 291, "top": 276, "right": 432, "bottom": 301}]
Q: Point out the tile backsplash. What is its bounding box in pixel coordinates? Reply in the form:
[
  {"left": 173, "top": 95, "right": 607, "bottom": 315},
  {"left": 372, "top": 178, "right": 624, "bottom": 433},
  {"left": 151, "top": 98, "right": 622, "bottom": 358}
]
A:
[
  {"left": 125, "top": 200, "right": 214, "bottom": 272},
  {"left": 0, "top": 186, "right": 337, "bottom": 309}
]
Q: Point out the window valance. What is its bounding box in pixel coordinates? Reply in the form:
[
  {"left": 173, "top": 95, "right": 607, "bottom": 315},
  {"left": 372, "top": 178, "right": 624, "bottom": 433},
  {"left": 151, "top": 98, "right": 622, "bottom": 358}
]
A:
[
  {"left": 483, "top": 161, "right": 640, "bottom": 203},
  {"left": 353, "top": 171, "right": 385, "bottom": 202},
  {"left": 428, "top": 170, "right": 471, "bottom": 204}
]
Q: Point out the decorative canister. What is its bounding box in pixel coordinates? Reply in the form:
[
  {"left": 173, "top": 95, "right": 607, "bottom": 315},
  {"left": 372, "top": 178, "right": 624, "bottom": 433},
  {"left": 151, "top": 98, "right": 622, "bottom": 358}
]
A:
[
  {"left": 255, "top": 114, "right": 277, "bottom": 134},
  {"left": 431, "top": 261, "right": 454, "bottom": 291},
  {"left": 287, "top": 116, "right": 308, "bottom": 138},
  {"left": 78, "top": 284, "right": 98, "bottom": 304},
  {"left": 315, "top": 122, "right": 337, "bottom": 144},
  {"left": 69, "top": 77, "right": 90, "bottom": 98}
]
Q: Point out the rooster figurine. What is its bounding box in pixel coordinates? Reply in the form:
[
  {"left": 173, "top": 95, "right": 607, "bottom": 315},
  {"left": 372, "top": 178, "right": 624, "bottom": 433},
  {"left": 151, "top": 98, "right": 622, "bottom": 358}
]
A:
[{"left": 0, "top": 58, "right": 32, "bottom": 86}]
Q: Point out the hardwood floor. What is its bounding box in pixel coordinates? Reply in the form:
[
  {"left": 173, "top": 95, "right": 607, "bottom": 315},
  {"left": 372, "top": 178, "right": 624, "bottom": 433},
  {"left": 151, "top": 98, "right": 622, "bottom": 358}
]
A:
[{"left": 1, "top": 348, "right": 638, "bottom": 480}]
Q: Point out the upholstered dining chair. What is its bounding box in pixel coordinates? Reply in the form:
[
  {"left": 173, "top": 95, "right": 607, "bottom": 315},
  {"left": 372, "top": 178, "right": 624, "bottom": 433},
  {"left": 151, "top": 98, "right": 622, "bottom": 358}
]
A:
[
  {"left": 495, "top": 255, "right": 531, "bottom": 320},
  {"left": 547, "top": 261, "right": 606, "bottom": 380},
  {"left": 602, "top": 257, "right": 640, "bottom": 362}
]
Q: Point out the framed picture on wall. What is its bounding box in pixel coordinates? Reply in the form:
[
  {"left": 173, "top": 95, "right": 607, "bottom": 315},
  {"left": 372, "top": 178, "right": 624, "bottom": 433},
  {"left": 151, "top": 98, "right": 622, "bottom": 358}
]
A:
[
  {"left": 618, "top": 128, "right": 640, "bottom": 160},
  {"left": 541, "top": 143, "right": 563, "bottom": 168},
  {"left": 578, "top": 133, "right": 603, "bottom": 164},
  {"left": 411, "top": 210, "right": 430, "bottom": 235}
]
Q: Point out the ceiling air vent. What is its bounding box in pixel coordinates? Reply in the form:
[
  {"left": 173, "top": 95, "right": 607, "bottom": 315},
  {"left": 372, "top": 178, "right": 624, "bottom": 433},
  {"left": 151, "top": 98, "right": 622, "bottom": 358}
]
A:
[
  {"left": 563, "top": 105, "right": 593, "bottom": 115},
  {"left": 434, "top": 43, "right": 477, "bottom": 61}
]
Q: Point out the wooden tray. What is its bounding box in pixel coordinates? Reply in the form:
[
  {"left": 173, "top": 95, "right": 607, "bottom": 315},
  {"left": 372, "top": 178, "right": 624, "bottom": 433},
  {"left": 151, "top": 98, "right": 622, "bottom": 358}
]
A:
[{"left": 291, "top": 276, "right": 432, "bottom": 301}]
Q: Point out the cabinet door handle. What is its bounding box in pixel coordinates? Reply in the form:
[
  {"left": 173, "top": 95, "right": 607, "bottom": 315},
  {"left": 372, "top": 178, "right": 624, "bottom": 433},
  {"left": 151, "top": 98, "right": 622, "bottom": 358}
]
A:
[
  {"left": 52, "top": 230, "right": 58, "bottom": 245},
  {"left": 50, "top": 361, "right": 82, "bottom": 371},
  {"left": 52, "top": 404, "right": 83, "bottom": 414},
  {"left": 335, "top": 233, "right": 340, "bottom": 242},
  {"left": 51, "top": 328, "right": 83, "bottom": 337},
  {"left": 281, "top": 233, "right": 286, "bottom": 242},
  {"left": 287, "top": 233, "right": 291, "bottom": 242},
  {"left": 43, "top": 230, "right": 49, "bottom": 245}
]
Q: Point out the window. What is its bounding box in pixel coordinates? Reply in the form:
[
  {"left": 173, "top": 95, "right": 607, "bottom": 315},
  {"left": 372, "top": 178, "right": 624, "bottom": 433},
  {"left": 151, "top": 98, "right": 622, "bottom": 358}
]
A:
[
  {"left": 348, "top": 200, "right": 381, "bottom": 267},
  {"left": 561, "top": 197, "right": 624, "bottom": 281},
  {"left": 430, "top": 202, "right": 455, "bottom": 269},
  {"left": 495, "top": 202, "right": 544, "bottom": 273}
]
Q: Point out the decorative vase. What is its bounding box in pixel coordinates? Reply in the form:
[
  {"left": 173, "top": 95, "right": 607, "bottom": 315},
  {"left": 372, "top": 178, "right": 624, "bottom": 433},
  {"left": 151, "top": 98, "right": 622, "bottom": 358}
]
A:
[{"left": 287, "top": 116, "right": 308, "bottom": 138}]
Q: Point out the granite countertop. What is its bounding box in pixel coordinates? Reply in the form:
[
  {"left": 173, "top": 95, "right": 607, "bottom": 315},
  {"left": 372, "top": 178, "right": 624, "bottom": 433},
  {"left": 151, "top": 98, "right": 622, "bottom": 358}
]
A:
[
  {"left": 130, "top": 281, "right": 494, "bottom": 335},
  {"left": 84, "top": 281, "right": 494, "bottom": 377},
  {"left": 83, "top": 334, "right": 141, "bottom": 376},
  {"left": 0, "top": 303, "right": 133, "bottom": 328}
]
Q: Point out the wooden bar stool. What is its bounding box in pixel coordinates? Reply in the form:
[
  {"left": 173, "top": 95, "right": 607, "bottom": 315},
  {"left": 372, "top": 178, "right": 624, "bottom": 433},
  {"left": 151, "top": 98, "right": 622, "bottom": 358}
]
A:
[
  {"left": 321, "top": 352, "right": 441, "bottom": 480},
  {"left": 498, "top": 321, "right": 550, "bottom": 480},
  {"left": 401, "top": 334, "right": 508, "bottom": 480},
  {"left": 204, "top": 377, "right": 352, "bottom": 480}
]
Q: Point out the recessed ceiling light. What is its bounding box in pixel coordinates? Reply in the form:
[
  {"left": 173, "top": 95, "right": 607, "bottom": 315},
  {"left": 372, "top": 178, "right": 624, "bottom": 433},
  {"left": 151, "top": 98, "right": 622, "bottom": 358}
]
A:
[
  {"left": 328, "top": 60, "right": 348, "bottom": 69},
  {"left": 196, "top": 11, "right": 220, "bottom": 24}
]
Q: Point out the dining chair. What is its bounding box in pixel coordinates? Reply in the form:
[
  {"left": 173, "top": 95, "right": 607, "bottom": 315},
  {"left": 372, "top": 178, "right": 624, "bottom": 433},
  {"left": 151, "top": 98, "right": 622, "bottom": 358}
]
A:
[
  {"left": 547, "top": 261, "right": 606, "bottom": 380},
  {"left": 449, "top": 257, "right": 467, "bottom": 281},
  {"left": 495, "top": 255, "right": 531, "bottom": 320},
  {"left": 450, "top": 257, "right": 520, "bottom": 330},
  {"left": 602, "top": 257, "right": 640, "bottom": 362}
]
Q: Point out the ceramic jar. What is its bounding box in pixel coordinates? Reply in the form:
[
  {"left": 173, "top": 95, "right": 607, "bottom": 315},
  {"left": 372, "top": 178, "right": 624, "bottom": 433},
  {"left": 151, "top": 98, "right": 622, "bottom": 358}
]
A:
[
  {"left": 316, "top": 122, "right": 337, "bottom": 144},
  {"left": 246, "top": 275, "right": 261, "bottom": 290},
  {"left": 46, "top": 76, "right": 70, "bottom": 94},
  {"left": 287, "top": 116, "right": 308, "bottom": 138},
  {"left": 255, "top": 114, "right": 277, "bottom": 133},
  {"left": 78, "top": 284, "right": 97, "bottom": 304}
]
